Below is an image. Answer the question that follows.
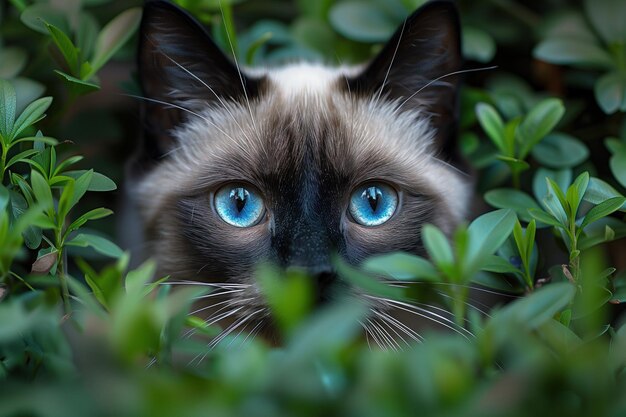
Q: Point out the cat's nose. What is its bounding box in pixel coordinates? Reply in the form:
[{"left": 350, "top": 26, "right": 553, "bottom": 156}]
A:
[{"left": 307, "top": 266, "right": 338, "bottom": 305}]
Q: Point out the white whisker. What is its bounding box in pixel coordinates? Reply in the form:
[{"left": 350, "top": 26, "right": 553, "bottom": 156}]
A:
[
  {"left": 123, "top": 94, "right": 239, "bottom": 144},
  {"left": 218, "top": 0, "right": 262, "bottom": 142},
  {"left": 396, "top": 66, "right": 498, "bottom": 111}
]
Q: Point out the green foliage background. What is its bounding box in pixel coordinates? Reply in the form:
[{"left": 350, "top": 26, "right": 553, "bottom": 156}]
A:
[{"left": 1, "top": 0, "right": 626, "bottom": 416}]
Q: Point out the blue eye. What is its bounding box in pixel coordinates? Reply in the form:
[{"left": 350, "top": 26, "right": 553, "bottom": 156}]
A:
[
  {"left": 214, "top": 184, "right": 265, "bottom": 227},
  {"left": 349, "top": 183, "right": 398, "bottom": 226}
]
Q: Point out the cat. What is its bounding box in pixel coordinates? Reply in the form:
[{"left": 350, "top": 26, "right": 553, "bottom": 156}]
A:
[{"left": 124, "top": 0, "right": 471, "bottom": 343}]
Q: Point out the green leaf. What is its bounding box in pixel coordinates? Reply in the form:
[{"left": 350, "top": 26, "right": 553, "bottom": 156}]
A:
[
  {"left": 513, "top": 221, "right": 527, "bottom": 261},
  {"left": 471, "top": 271, "right": 524, "bottom": 293},
  {"left": 595, "top": 72, "right": 626, "bottom": 114},
  {"left": 53, "top": 155, "right": 83, "bottom": 177},
  {"left": 584, "top": 177, "right": 626, "bottom": 211},
  {"left": 422, "top": 224, "right": 454, "bottom": 269},
  {"left": 362, "top": 252, "right": 439, "bottom": 282},
  {"left": 66, "top": 233, "right": 124, "bottom": 258},
  {"left": 528, "top": 208, "right": 563, "bottom": 228},
  {"left": 518, "top": 98, "right": 565, "bottom": 158},
  {"left": 5, "top": 149, "right": 40, "bottom": 170},
  {"left": 54, "top": 70, "right": 100, "bottom": 94},
  {"left": 65, "top": 170, "right": 117, "bottom": 191},
  {"left": 609, "top": 148, "right": 626, "bottom": 188},
  {"left": 533, "top": 39, "right": 614, "bottom": 69},
  {"left": 0, "top": 185, "right": 9, "bottom": 211},
  {"left": 11, "top": 136, "right": 58, "bottom": 150},
  {"left": 56, "top": 178, "right": 75, "bottom": 223},
  {"left": 581, "top": 197, "right": 626, "bottom": 229},
  {"left": 0, "top": 47, "right": 27, "bottom": 79},
  {"left": 69, "top": 169, "right": 93, "bottom": 209},
  {"left": 30, "top": 170, "right": 53, "bottom": 212},
  {"left": 20, "top": 4, "right": 69, "bottom": 35},
  {"left": 0, "top": 79, "right": 17, "bottom": 140},
  {"left": 544, "top": 178, "right": 569, "bottom": 224},
  {"left": 76, "top": 12, "right": 100, "bottom": 61},
  {"left": 585, "top": 0, "right": 626, "bottom": 44},
  {"left": 257, "top": 264, "right": 314, "bottom": 334},
  {"left": 45, "top": 23, "right": 80, "bottom": 75},
  {"left": 90, "top": 8, "right": 142, "bottom": 74},
  {"left": 329, "top": 1, "right": 396, "bottom": 43},
  {"left": 568, "top": 172, "right": 590, "bottom": 217},
  {"left": 11, "top": 96, "right": 52, "bottom": 140},
  {"left": 64, "top": 207, "right": 113, "bottom": 239},
  {"left": 533, "top": 168, "right": 572, "bottom": 201},
  {"left": 125, "top": 260, "right": 157, "bottom": 297},
  {"left": 245, "top": 31, "right": 273, "bottom": 65},
  {"left": 335, "top": 256, "right": 405, "bottom": 301},
  {"left": 495, "top": 282, "right": 576, "bottom": 329},
  {"left": 496, "top": 155, "right": 530, "bottom": 172},
  {"left": 484, "top": 188, "right": 540, "bottom": 223},
  {"left": 462, "top": 26, "right": 496, "bottom": 63},
  {"left": 531, "top": 133, "right": 589, "bottom": 168},
  {"left": 481, "top": 255, "right": 521, "bottom": 274},
  {"left": 467, "top": 209, "right": 517, "bottom": 271},
  {"left": 476, "top": 103, "right": 506, "bottom": 152}
]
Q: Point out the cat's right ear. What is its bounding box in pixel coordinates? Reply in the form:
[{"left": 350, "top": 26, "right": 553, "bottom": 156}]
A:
[{"left": 137, "top": 0, "right": 260, "bottom": 160}]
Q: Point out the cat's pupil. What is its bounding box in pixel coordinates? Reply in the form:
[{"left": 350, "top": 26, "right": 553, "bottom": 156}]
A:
[
  {"left": 362, "top": 186, "right": 382, "bottom": 212},
  {"left": 229, "top": 188, "right": 249, "bottom": 213}
]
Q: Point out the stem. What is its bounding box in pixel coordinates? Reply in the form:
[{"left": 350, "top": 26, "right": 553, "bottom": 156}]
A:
[
  {"left": 55, "top": 226, "right": 71, "bottom": 315},
  {"left": 568, "top": 219, "right": 580, "bottom": 284},
  {"left": 450, "top": 286, "right": 467, "bottom": 327},
  {"left": 512, "top": 168, "right": 521, "bottom": 190},
  {"left": 0, "top": 140, "right": 7, "bottom": 182}
]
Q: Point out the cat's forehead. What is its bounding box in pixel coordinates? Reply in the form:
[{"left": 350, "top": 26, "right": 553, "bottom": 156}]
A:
[
  {"left": 175, "top": 66, "right": 437, "bottom": 187},
  {"left": 261, "top": 63, "right": 358, "bottom": 97}
]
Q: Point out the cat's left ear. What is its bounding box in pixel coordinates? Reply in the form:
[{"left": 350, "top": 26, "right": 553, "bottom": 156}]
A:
[
  {"left": 347, "top": 1, "right": 462, "bottom": 157},
  {"left": 136, "top": 0, "right": 261, "bottom": 161}
]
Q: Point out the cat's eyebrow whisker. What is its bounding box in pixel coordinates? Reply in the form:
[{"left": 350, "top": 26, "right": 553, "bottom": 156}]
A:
[
  {"left": 218, "top": 0, "right": 262, "bottom": 143},
  {"left": 431, "top": 154, "right": 471, "bottom": 178},
  {"left": 150, "top": 39, "right": 256, "bottom": 145},
  {"left": 373, "top": 18, "right": 406, "bottom": 107},
  {"left": 123, "top": 94, "right": 239, "bottom": 144},
  {"left": 396, "top": 65, "right": 498, "bottom": 112},
  {"left": 124, "top": 93, "right": 208, "bottom": 121}
]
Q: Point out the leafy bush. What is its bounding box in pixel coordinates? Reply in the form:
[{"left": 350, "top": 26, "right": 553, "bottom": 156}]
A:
[{"left": 1, "top": 0, "right": 626, "bottom": 416}]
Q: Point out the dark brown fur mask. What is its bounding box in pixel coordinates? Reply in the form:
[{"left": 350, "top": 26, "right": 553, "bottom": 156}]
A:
[{"left": 128, "top": 0, "right": 471, "bottom": 335}]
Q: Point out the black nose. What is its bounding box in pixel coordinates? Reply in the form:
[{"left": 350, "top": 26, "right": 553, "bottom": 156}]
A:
[{"left": 309, "top": 267, "right": 338, "bottom": 305}]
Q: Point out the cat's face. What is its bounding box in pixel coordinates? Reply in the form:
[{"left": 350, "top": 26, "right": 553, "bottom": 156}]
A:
[{"left": 131, "top": 0, "right": 469, "bottom": 321}]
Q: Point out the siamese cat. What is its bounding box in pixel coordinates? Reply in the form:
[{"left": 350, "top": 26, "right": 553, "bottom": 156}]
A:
[{"left": 126, "top": 0, "right": 471, "bottom": 345}]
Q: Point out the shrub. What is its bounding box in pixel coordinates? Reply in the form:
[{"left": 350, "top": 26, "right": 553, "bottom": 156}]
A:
[{"left": 1, "top": 0, "right": 626, "bottom": 416}]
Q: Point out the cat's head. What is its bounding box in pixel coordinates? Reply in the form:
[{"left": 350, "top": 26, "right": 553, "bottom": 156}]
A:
[{"left": 131, "top": 0, "right": 470, "bottom": 322}]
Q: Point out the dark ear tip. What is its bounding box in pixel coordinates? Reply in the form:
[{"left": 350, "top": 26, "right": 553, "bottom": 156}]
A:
[
  {"left": 141, "top": 0, "right": 188, "bottom": 24},
  {"left": 409, "top": 0, "right": 460, "bottom": 22},
  {"left": 407, "top": 0, "right": 461, "bottom": 55}
]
